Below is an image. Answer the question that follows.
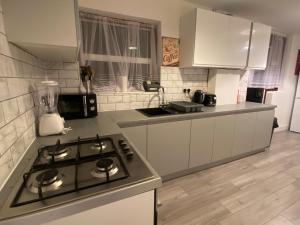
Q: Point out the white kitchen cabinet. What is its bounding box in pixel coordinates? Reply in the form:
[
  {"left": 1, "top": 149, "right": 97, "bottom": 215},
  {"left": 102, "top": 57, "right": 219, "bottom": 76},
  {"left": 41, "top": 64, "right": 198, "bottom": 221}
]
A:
[
  {"left": 247, "top": 22, "right": 271, "bottom": 70},
  {"left": 122, "top": 125, "right": 147, "bottom": 158},
  {"left": 147, "top": 120, "right": 191, "bottom": 176},
  {"left": 212, "top": 115, "right": 236, "bottom": 161},
  {"left": 42, "top": 191, "right": 154, "bottom": 225},
  {"left": 2, "top": 0, "right": 79, "bottom": 61},
  {"left": 180, "top": 8, "right": 251, "bottom": 68},
  {"left": 232, "top": 112, "right": 256, "bottom": 156},
  {"left": 189, "top": 117, "right": 215, "bottom": 168},
  {"left": 253, "top": 110, "right": 275, "bottom": 150}
]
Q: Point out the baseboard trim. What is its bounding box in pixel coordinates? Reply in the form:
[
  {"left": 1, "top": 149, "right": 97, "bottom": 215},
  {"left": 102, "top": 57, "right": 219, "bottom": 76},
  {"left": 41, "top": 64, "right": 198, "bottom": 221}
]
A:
[{"left": 162, "top": 148, "right": 266, "bottom": 182}]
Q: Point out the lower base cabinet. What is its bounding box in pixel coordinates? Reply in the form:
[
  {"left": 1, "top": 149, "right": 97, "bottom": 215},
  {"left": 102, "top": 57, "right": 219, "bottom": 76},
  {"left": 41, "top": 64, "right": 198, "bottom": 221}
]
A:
[
  {"left": 147, "top": 120, "right": 191, "bottom": 176},
  {"left": 189, "top": 117, "right": 215, "bottom": 168},
  {"left": 122, "top": 109, "right": 274, "bottom": 177},
  {"left": 121, "top": 125, "right": 147, "bottom": 158},
  {"left": 212, "top": 115, "right": 236, "bottom": 161},
  {"left": 41, "top": 191, "right": 154, "bottom": 225},
  {"left": 232, "top": 112, "right": 257, "bottom": 156},
  {"left": 253, "top": 109, "right": 275, "bottom": 150}
]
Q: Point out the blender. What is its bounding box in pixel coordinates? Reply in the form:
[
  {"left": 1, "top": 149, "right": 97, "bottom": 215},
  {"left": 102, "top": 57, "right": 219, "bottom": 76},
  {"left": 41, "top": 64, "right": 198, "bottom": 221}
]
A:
[{"left": 38, "top": 81, "right": 65, "bottom": 136}]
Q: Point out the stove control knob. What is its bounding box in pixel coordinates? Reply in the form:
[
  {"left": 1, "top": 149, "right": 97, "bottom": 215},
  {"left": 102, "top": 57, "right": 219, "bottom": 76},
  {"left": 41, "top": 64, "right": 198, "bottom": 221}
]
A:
[
  {"left": 122, "top": 147, "right": 130, "bottom": 153},
  {"left": 118, "top": 139, "right": 125, "bottom": 145},
  {"left": 126, "top": 151, "right": 134, "bottom": 160}
]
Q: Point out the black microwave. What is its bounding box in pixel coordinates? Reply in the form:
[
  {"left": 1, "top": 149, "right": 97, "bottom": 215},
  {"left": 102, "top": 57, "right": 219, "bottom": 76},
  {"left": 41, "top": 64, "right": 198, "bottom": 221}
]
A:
[{"left": 58, "top": 93, "right": 98, "bottom": 120}]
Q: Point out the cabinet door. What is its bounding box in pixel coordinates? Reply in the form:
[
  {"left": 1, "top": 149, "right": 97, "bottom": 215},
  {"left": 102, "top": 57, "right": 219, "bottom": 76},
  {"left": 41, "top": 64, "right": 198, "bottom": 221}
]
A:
[
  {"left": 253, "top": 110, "right": 275, "bottom": 150},
  {"left": 147, "top": 120, "right": 191, "bottom": 176},
  {"left": 189, "top": 117, "right": 215, "bottom": 168},
  {"left": 227, "top": 16, "right": 251, "bottom": 68},
  {"left": 248, "top": 23, "right": 271, "bottom": 70},
  {"left": 232, "top": 112, "right": 256, "bottom": 156},
  {"left": 122, "top": 126, "right": 147, "bottom": 158},
  {"left": 212, "top": 115, "right": 236, "bottom": 161},
  {"left": 194, "top": 8, "right": 229, "bottom": 67}
]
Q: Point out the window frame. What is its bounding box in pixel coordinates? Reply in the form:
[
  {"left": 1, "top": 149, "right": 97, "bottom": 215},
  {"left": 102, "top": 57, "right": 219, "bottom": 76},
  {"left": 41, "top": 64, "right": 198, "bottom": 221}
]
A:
[{"left": 79, "top": 7, "right": 162, "bottom": 92}]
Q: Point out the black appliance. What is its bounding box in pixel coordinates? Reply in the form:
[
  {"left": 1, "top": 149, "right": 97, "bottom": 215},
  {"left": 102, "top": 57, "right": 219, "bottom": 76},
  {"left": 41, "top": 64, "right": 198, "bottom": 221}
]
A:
[
  {"left": 7, "top": 133, "right": 154, "bottom": 218},
  {"left": 169, "top": 101, "right": 203, "bottom": 113},
  {"left": 192, "top": 90, "right": 205, "bottom": 104},
  {"left": 143, "top": 81, "right": 161, "bottom": 92},
  {"left": 246, "top": 88, "right": 265, "bottom": 103},
  {"left": 203, "top": 93, "right": 217, "bottom": 107},
  {"left": 58, "top": 93, "right": 97, "bottom": 120}
]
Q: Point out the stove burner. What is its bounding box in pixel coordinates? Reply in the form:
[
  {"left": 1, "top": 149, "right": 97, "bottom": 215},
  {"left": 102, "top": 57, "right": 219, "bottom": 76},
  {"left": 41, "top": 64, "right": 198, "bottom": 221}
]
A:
[
  {"left": 91, "top": 158, "right": 119, "bottom": 178},
  {"left": 27, "top": 169, "right": 64, "bottom": 194},
  {"left": 44, "top": 147, "right": 70, "bottom": 160},
  {"left": 91, "top": 142, "right": 107, "bottom": 152},
  {"left": 96, "top": 159, "right": 114, "bottom": 172},
  {"left": 36, "top": 169, "right": 58, "bottom": 185}
]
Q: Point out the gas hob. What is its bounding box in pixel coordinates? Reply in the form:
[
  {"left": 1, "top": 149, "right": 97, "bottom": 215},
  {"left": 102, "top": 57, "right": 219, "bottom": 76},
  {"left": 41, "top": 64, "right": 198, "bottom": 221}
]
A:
[{"left": 0, "top": 133, "right": 154, "bottom": 220}]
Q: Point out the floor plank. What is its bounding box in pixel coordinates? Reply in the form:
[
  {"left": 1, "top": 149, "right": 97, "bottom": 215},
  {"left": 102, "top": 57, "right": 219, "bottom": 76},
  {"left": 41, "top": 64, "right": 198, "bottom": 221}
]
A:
[{"left": 158, "top": 131, "right": 300, "bottom": 225}]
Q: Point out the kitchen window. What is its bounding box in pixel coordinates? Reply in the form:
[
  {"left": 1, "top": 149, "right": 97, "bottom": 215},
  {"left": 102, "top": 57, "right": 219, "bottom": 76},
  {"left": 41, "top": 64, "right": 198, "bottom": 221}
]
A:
[
  {"left": 248, "top": 33, "right": 287, "bottom": 88},
  {"left": 79, "top": 11, "right": 161, "bottom": 92}
]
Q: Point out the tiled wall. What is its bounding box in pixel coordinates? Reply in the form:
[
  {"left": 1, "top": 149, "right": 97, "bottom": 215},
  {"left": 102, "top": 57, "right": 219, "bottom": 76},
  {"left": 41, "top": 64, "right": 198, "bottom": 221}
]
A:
[
  {"left": 0, "top": 3, "right": 47, "bottom": 188},
  {"left": 47, "top": 63, "right": 249, "bottom": 112},
  {"left": 97, "top": 67, "right": 209, "bottom": 111}
]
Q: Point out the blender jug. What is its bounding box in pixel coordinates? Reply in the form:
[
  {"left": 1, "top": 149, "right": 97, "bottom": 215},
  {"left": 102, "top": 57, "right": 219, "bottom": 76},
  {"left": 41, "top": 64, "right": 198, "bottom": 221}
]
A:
[{"left": 38, "top": 81, "right": 65, "bottom": 136}]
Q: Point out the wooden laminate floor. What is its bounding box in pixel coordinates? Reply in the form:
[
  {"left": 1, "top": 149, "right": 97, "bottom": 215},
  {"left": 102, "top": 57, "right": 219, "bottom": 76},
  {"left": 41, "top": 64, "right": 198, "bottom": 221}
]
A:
[{"left": 157, "top": 131, "right": 300, "bottom": 225}]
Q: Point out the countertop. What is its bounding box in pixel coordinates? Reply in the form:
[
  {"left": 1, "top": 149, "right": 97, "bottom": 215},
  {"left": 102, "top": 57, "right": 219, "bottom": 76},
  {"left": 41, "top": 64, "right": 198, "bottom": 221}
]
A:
[
  {"left": 39, "top": 102, "right": 276, "bottom": 145},
  {"left": 0, "top": 102, "right": 275, "bottom": 224}
]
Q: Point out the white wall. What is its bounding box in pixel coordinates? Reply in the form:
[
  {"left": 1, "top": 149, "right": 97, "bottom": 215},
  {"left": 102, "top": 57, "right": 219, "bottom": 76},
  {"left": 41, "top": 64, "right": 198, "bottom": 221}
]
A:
[
  {"left": 78, "top": 0, "right": 200, "bottom": 37},
  {"left": 266, "top": 34, "right": 300, "bottom": 131}
]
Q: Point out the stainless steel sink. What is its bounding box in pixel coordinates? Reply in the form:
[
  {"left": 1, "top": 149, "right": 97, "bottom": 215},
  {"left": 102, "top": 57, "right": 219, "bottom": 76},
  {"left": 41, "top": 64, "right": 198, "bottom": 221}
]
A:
[{"left": 136, "top": 107, "right": 174, "bottom": 117}]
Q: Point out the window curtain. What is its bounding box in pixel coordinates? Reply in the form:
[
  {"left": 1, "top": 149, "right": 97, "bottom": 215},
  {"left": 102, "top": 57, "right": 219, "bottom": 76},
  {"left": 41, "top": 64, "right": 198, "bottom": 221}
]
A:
[
  {"left": 248, "top": 33, "right": 286, "bottom": 88},
  {"left": 79, "top": 11, "right": 160, "bottom": 92}
]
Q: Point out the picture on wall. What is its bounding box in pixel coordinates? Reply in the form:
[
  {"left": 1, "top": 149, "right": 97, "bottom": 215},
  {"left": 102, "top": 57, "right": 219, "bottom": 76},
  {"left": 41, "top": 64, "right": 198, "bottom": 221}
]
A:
[{"left": 162, "top": 37, "right": 179, "bottom": 67}]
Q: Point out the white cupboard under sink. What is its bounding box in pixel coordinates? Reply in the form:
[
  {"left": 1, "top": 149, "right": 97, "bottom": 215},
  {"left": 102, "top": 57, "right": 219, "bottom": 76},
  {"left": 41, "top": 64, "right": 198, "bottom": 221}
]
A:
[
  {"left": 2, "top": 0, "right": 80, "bottom": 61},
  {"left": 180, "top": 8, "right": 251, "bottom": 69},
  {"left": 247, "top": 22, "right": 272, "bottom": 70}
]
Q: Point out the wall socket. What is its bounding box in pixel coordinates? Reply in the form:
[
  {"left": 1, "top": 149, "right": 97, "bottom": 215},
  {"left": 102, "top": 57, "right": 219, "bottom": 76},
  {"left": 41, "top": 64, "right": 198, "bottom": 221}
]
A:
[{"left": 183, "top": 88, "right": 191, "bottom": 94}]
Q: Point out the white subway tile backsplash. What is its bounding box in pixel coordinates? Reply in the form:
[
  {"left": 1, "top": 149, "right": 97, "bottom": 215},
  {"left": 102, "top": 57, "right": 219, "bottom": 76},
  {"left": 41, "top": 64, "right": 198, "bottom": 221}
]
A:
[
  {"left": 0, "top": 103, "right": 4, "bottom": 128},
  {"left": 115, "top": 103, "right": 130, "bottom": 111},
  {"left": 0, "top": 150, "right": 14, "bottom": 189},
  {"left": 46, "top": 62, "right": 63, "bottom": 70},
  {"left": 14, "top": 114, "right": 27, "bottom": 138},
  {"left": 59, "top": 70, "right": 79, "bottom": 79},
  {"left": 107, "top": 95, "right": 122, "bottom": 103},
  {"left": 0, "top": 78, "right": 9, "bottom": 101},
  {"left": 97, "top": 95, "right": 107, "bottom": 104},
  {"left": 0, "top": 123, "right": 17, "bottom": 156},
  {"left": 23, "top": 125, "right": 35, "bottom": 148},
  {"left": 46, "top": 70, "right": 59, "bottom": 79},
  {"left": 25, "top": 109, "right": 35, "bottom": 127},
  {"left": 99, "top": 103, "right": 116, "bottom": 112},
  {"left": 63, "top": 62, "right": 79, "bottom": 70},
  {"left": 136, "top": 94, "right": 149, "bottom": 102},
  {"left": 2, "top": 98, "right": 19, "bottom": 123},
  {"left": 10, "top": 137, "right": 25, "bottom": 165},
  {"left": 65, "top": 79, "right": 80, "bottom": 88}
]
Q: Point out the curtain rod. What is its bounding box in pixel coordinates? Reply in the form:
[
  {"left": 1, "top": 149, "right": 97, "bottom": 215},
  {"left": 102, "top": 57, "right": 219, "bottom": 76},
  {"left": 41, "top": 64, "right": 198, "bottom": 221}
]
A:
[{"left": 79, "top": 8, "right": 159, "bottom": 27}]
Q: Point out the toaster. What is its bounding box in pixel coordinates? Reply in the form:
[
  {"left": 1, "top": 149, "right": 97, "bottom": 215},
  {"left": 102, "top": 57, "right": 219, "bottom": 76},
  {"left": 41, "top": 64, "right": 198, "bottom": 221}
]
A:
[{"left": 203, "top": 93, "right": 217, "bottom": 107}]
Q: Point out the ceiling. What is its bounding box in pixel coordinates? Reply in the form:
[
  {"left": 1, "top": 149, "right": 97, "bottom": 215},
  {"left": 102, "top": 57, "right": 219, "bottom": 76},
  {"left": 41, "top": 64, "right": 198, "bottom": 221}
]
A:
[{"left": 186, "top": 0, "right": 300, "bottom": 34}]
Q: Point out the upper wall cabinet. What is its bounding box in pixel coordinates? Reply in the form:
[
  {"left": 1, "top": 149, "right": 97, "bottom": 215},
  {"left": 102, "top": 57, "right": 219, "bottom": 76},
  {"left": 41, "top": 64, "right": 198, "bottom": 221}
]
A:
[
  {"left": 180, "top": 8, "right": 251, "bottom": 69},
  {"left": 2, "top": 0, "right": 80, "bottom": 61},
  {"left": 247, "top": 22, "right": 272, "bottom": 70}
]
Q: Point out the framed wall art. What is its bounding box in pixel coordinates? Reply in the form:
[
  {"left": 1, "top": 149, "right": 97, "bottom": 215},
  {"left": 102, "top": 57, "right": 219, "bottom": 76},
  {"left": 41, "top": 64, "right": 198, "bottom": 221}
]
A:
[{"left": 162, "top": 37, "right": 179, "bottom": 67}]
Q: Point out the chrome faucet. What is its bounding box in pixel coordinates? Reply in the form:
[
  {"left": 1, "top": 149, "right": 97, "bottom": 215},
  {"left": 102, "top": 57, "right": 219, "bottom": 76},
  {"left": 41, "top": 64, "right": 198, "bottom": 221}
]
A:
[{"left": 158, "top": 85, "right": 165, "bottom": 106}]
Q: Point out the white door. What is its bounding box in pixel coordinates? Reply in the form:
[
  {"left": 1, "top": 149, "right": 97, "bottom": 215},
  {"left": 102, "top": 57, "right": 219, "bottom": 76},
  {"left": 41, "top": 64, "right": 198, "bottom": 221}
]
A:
[{"left": 291, "top": 98, "right": 300, "bottom": 133}]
